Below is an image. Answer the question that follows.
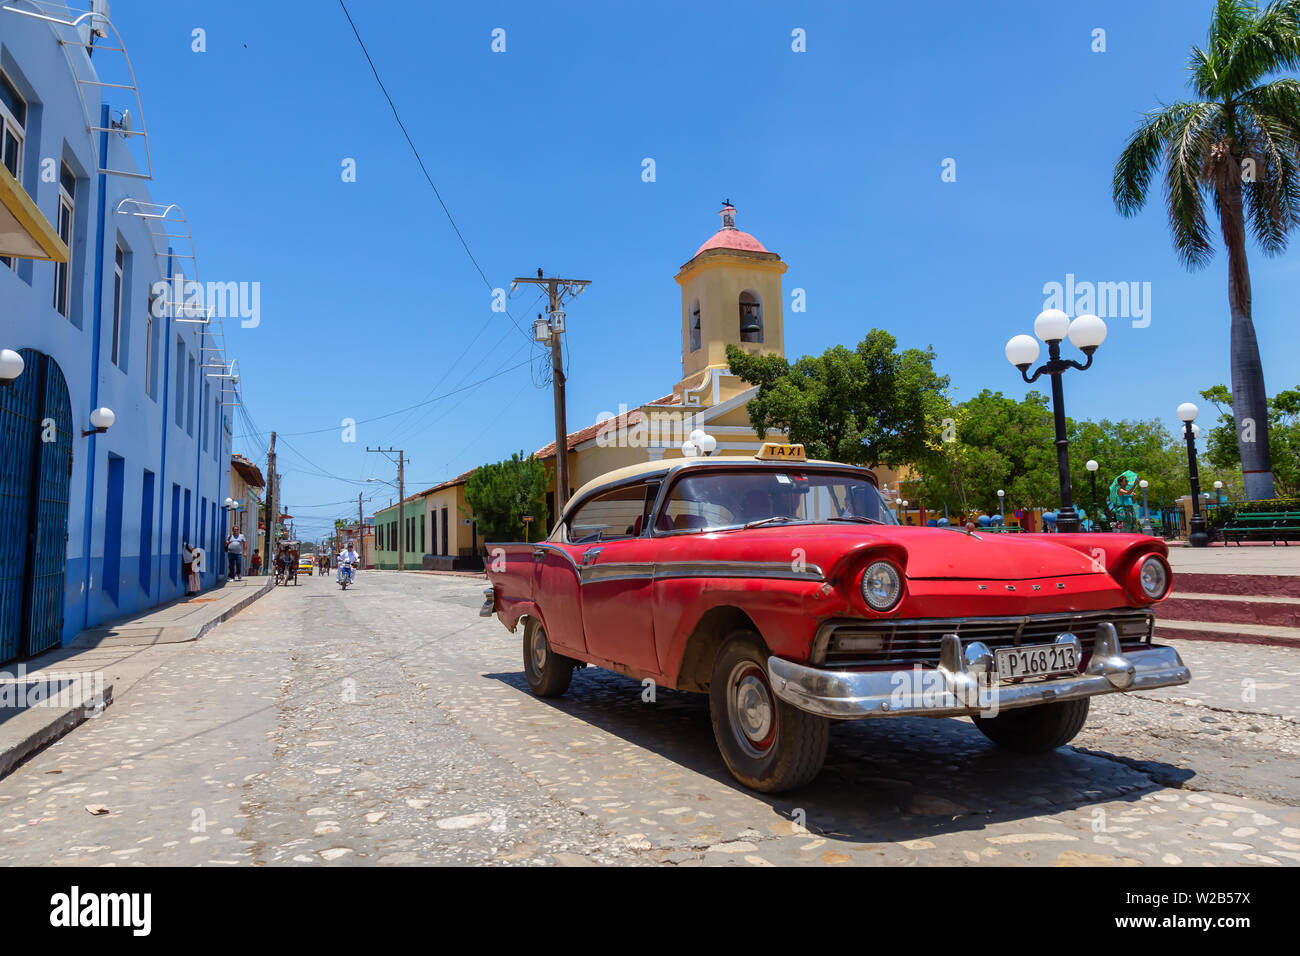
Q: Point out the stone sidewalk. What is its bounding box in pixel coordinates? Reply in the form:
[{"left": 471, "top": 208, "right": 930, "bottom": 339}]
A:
[
  {"left": 1167, "top": 545, "right": 1300, "bottom": 576},
  {"left": 0, "top": 575, "right": 272, "bottom": 778}
]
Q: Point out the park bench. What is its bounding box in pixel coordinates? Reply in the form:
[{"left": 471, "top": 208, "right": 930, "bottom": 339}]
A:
[{"left": 1221, "top": 511, "right": 1300, "bottom": 546}]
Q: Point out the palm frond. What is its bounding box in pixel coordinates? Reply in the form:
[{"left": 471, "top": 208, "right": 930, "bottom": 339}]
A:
[
  {"left": 1163, "top": 103, "right": 1223, "bottom": 268},
  {"left": 1238, "top": 100, "right": 1300, "bottom": 253},
  {"left": 1188, "top": 44, "right": 1220, "bottom": 98},
  {"left": 1113, "top": 101, "right": 1217, "bottom": 215},
  {"left": 1217, "top": 0, "right": 1300, "bottom": 94},
  {"left": 1194, "top": 0, "right": 1259, "bottom": 97}
]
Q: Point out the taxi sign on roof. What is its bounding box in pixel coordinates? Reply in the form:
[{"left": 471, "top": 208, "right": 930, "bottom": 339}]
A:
[{"left": 755, "top": 442, "right": 806, "bottom": 462}]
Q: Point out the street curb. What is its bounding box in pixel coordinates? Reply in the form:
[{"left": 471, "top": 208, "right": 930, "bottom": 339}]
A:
[
  {"left": 71, "top": 576, "right": 277, "bottom": 649},
  {"left": 191, "top": 576, "right": 275, "bottom": 643},
  {"left": 0, "top": 681, "right": 114, "bottom": 779}
]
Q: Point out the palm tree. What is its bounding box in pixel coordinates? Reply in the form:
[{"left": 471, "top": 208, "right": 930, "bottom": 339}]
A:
[{"left": 1114, "top": 0, "right": 1300, "bottom": 500}]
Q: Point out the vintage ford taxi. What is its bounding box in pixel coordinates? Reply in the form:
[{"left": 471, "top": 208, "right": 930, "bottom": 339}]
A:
[{"left": 481, "top": 444, "right": 1191, "bottom": 792}]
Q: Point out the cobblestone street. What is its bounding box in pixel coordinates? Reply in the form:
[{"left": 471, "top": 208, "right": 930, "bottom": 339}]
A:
[{"left": 2, "top": 571, "right": 1298, "bottom": 867}]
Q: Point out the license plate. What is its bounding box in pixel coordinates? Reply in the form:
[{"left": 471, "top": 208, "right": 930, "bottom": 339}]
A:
[{"left": 995, "top": 642, "right": 1079, "bottom": 681}]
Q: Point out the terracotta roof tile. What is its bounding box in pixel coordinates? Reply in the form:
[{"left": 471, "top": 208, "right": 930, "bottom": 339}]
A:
[{"left": 533, "top": 394, "right": 676, "bottom": 458}]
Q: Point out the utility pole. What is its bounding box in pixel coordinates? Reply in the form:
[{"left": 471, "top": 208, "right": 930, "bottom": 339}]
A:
[
  {"left": 366, "top": 446, "right": 407, "bottom": 571},
  {"left": 358, "top": 491, "right": 364, "bottom": 568},
  {"left": 264, "top": 431, "right": 277, "bottom": 572},
  {"left": 510, "top": 269, "right": 590, "bottom": 515}
]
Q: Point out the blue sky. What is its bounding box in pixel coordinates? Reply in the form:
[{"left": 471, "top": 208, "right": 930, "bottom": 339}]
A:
[{"left": 106, "top": 0, "right": 1297, "bottom": 540}]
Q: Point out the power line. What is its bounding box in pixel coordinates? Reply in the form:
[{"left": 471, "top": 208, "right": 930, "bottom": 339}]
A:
[
  {"left": 232, "top": 357, "right": 533, "bottom": 439},
  {"left": 336, "top": 0, "right": 533, "bottom": 342},
  {"left": 379, "top": 292, "right": 543, "bottom": 445},
  {"left": 382, "top": 338, "right": 532, "bottom": 446}
]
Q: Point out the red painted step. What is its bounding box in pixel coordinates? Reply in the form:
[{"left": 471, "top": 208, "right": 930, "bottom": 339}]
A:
[
  {"left": 1162, "top": 593, "right": 1300, "bottom": 628},
  {"left": 1155, "top": 619, "right": 1300, "bottom": 649},
  {"left": 1171, "top": 572, "right": 1300, "bottom": 598}
]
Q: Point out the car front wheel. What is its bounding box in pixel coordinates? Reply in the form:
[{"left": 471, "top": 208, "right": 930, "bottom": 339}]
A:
[
  {"left": 971, "top": 697, "right": 1090, "bottom": 753},
  {"left": 708, "top": 631, "right": 829, "bottom": 792},
  {"left": 523, "top": 619, "right": 576, "bottom": 698}
]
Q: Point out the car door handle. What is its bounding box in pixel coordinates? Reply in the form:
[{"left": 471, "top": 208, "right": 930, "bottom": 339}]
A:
[
  {"left": 582, "top": 547, "right": 603, "bottom": 566},
  {"left": 532, "top": 548, "right": 546, "bottom": 561}
]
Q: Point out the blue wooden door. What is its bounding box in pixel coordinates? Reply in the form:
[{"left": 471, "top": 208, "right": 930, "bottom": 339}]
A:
[{"left": 0, "top": 350, "right": 72, "bottom": 663}]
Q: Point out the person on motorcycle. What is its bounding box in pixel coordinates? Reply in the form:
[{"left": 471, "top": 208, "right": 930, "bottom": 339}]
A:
[{"left": 337, "top": 541, "right": 360, "bottom": 584}]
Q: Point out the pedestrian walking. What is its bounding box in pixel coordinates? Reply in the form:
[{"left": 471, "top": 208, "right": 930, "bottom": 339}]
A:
[
  {"left": 189, "top": 546, "right": 203, "bottom": 595},
  {"left": 182, "top": 540, "right": 195, "bottom": 596},
  {"left": 225, "top": 525, "right": 247, "bottom": 581},
  {"left": 249, "top": 551, "right": 262, "bottom": 576}
]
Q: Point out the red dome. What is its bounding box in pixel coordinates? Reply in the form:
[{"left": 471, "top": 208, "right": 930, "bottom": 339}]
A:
[
  {"left": 693, "top": 229, "right": 769, "bottom": 257},
  {"left": 691, "top": 204, "right": 771, "bottom": 258}
]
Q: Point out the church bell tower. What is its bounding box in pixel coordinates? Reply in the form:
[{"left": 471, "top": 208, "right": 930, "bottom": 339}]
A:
[{"left": 674, "top": 203, "right": 787, "bottom": 398}]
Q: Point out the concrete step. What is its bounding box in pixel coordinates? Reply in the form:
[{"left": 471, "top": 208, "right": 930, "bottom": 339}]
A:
[
  {"left": 1154, "top": 618, "right": 1300, "bottom": 649},
  {"left": 1172, "top": 571, "right": 1300, "bottom": 598},
  {"left": 1162, "top": 592, "right": 1300, "bottom": 628}
]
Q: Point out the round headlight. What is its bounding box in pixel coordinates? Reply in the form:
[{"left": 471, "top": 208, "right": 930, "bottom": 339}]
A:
[
  {"left": 1138, "top": 555, "right": 1169, "bottom": 600},
  {"left": 861, "top": 560, "right": 902, "bottom": 611}
]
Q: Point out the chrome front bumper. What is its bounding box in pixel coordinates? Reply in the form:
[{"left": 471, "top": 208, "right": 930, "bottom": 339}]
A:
[
  {"left": 767, "top": 623, "right": 1191, "bottom": 720},
  {"left": 479, "top": 586, "right": 496, "bottom": 618}
]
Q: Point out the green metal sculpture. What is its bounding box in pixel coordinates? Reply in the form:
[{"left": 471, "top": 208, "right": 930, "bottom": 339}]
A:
[{"left": 1108, "top": 470, "right": 1140, "bottom": 532}]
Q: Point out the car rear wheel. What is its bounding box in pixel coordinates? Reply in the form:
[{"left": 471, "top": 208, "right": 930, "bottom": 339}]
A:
[
  {"left": 971, "top": 697, "right": 1090, "bottom": 753},
  {"left": 523, "top": 619, "right": 576, "bottom": 698},
  {"left": 708, "top": 631, "right": 829, "bottom": 792}
]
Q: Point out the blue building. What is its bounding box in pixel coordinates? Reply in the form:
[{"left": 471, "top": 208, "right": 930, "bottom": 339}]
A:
[{"left": 0, "top": 3, "right": 236, "bottom": 663}]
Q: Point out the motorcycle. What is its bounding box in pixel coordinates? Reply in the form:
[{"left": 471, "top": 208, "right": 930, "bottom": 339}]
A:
[{"left": 338, "top": 562, "right": 355, "bottom": 590}]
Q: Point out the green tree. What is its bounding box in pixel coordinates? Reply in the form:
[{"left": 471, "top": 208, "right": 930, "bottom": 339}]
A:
[
  {"left": 917, "top": 390, "right": 1059, "bottom": 518},
  {"left": 725, "top": 330, "right": 949, "bottom": 468},
  {"left": 1069, "top": 418, "right": 1189, "bottom": 521},
  {"left": 1113, "top": 0, "right": 1300, "bottom": 500},
  {"left": 1201, "top": 383, "right": 1300, "bottom": 495},
  {"left": 463, "top": 453, "right": 550, "bottom": 544}
]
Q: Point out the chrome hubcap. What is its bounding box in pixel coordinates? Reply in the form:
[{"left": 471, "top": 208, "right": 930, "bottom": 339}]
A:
[
  {"left": 727, "top": 663, "right": 774, "bottom": 756},
  {"left": 530, "top": 628, "right": 548, "bottom": 673}
]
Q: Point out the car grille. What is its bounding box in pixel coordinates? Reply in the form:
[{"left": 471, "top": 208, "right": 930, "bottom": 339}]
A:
[{"left": 815, "top": 608, "right": 1155, "bottom": 668}]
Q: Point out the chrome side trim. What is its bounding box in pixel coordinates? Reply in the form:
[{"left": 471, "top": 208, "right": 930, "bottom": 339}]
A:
[
  {"left": 654, "top": 560, "right": 825, "bottom": 583},
  {"left": 514, "top": 547, "right": 828, "bottom": 586},
  {"left": 578, "top": 559, "right": 826, "bottom": 585},
  {"left": 580, "top": 563, "right": 656, "bottom": 584},
  {"left": 769, "top": 625, "right": 1191, "bottom": 720}
]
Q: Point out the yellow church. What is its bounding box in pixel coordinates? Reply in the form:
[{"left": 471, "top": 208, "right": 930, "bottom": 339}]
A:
[
  {"left": 538, "top": 203, "right": 905, "bottom": 500},
  {"left": 375, "top": 203, "right": 906, "bottom": 569}
]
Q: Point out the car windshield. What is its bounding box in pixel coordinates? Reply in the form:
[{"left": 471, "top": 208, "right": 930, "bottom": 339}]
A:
[{"left": 658, "top": 468, "right": 899, "bottom": 533}]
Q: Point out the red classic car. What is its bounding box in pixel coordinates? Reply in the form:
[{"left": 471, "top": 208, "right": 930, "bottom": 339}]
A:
[{"left": 481, "top": 444, "right": 1191, "bottom": 792}]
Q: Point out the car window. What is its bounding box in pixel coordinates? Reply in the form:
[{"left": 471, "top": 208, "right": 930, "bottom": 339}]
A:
[
  {"left": 660, "top": 469, "right": 897, "bottom": 533},
  {"left": 566, "top": 482, "right": 657, "bottom": 543}
]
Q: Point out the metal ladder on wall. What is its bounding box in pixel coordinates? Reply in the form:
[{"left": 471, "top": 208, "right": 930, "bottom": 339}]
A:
[{"left": 1, "top": 0, "right": 153, "bottom": 179}]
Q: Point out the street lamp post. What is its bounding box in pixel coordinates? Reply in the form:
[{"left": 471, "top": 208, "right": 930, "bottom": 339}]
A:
[
  {"left": 996, "top": 489, "right": 1005, "bottom": 524},
  {"left": 1085, "top": 459, "right": 1099, "bottom": 529},
  {"left": 1005, "top": 310, "right": 1107, "bottom": 533},
  {"left": 1139, "top": 479, "right": 1152, "bottom": 535},
  {"left": 0, "top": 349, "right": 24, "bottom": 387},
  {"left": 1177, "top": 402, "right": 1209, "bottom": 548},
  {"left": 681, "top": 429, "right": 718, "bottom": 458}
]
